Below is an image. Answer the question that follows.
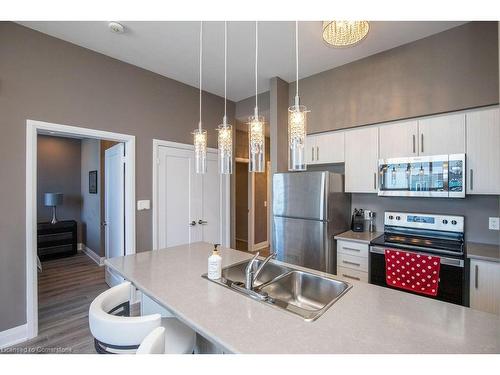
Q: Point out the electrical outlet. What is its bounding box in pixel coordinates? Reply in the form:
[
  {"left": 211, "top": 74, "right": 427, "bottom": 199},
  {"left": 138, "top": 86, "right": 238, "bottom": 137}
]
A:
[{"left": 489, "top": 217, "right": 500, "bottom": 231}]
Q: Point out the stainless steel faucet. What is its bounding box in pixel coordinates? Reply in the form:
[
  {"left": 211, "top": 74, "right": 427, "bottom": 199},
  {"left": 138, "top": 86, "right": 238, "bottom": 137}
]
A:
[{"left": 244, "top": 251, "right": 276, "bottom": 290}]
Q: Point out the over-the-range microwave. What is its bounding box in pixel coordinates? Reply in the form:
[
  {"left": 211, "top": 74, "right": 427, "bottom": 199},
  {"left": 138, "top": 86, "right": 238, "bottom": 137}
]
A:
[{"left": 378, "top": 154, "right": 465, "bottom": 198}]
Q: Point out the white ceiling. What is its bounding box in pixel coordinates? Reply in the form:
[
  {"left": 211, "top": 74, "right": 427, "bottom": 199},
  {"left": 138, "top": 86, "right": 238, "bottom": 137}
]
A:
[{"left": 18, "top": 21, "right": 465, "bottom": 102}]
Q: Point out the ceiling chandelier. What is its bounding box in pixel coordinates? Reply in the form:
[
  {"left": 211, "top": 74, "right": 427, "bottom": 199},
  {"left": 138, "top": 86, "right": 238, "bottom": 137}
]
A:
[
  {"left": 322, "top": 21, "right": 370, "bottom": 47},
  {"left": 193, "top": 21, "right": 207, "bottom": 174},
  {"left": 217, "top": 22, "right": 233, "bottom": 175},
  {"left": 288, "top": 21, "right": 309, "bottom": 171},
  {"left": 248, "top": 21, "right": 265, "bottom": 173}
]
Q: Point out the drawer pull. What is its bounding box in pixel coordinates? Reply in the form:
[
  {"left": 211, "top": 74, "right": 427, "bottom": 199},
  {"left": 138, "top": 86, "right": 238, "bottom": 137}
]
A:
[
  {"left": 342, "top": 260, "right": 361, "bottom": 267},
  {"left": 342, "top": 247, "right": 361, "bottom": 252},
  {"left": 342, "top": 274, "right": 360, "bottom": 281}
]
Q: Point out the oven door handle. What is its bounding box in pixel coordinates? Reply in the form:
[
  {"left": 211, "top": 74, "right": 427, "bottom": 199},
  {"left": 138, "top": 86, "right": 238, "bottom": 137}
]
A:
[{"left": 369, "top": 246, "right": 464, "bottom": 267}]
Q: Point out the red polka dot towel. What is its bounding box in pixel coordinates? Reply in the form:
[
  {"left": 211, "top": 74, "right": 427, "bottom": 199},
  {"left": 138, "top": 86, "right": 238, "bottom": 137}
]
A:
[{"left": 385, "top": 249, "right": 441, "bottom": 297}]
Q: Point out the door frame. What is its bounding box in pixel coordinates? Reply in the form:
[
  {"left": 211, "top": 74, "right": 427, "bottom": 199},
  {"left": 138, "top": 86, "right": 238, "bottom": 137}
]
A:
[
  {"left": 152, "top": 139, "right": 230, "bottom": 250},
  {"left": 233, "top": 157, "right": 255, "bottom": 252},
  {"left": 26, "top": 119, "right": 136, "bottom": 340}
]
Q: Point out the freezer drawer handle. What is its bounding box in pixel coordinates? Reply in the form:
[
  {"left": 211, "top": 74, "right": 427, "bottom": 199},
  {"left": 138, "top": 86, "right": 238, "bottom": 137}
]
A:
[
  {"left": 342, "top": 260, "right": 361, "bottom": 267},
  {"left": 342, "top": 273, "right": 360, "bottom": 281}
]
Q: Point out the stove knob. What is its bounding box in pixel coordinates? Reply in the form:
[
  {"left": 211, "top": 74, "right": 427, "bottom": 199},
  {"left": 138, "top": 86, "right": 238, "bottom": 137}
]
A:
[
  {"left": 451, "top": 220, "right": 457, "bottom": 225},
  {"left": 389, "top": 215, "right": 394, "bottom": 220},
  {"left": 396, "top": 216, "right": 401, "bottom": 220},
  {"left": 442, "top": 219, "right": 448, "bottom": 225}
]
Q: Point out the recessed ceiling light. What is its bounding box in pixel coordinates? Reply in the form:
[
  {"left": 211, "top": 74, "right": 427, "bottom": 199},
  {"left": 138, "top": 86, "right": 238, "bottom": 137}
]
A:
[{"left": 108, "top": 22, "right": 125, "bottom": 34}]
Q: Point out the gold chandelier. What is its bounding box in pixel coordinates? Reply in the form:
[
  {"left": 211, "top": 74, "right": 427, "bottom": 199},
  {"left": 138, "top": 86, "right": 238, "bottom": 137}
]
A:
[{"left": 322, "top": 21, "right": 369, "bottom": 47}]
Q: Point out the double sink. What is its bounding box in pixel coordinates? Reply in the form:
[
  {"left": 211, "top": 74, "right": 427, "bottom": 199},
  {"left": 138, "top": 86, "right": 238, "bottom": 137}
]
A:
[{"left": 202, "top": 257, "right": 351, "bottom": 321}]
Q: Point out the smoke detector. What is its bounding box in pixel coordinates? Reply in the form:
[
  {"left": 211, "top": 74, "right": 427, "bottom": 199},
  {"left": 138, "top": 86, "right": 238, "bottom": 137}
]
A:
[{"left": 108, "top": 22, "right": 125, "bottom": 34}]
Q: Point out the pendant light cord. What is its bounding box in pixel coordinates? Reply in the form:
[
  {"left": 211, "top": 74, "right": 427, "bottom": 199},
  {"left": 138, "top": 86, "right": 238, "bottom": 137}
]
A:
[
  {"left": 224, "top": 21, "right": 227, "bottom": 123},
  {"left": 254, "top": 21, "right": 258, "bottom": 115},
  {"left": 199, "top": 21, "right": 203, "bottom": 131},
  {"left": 295, "top": 20, "right": 299, "bottom": 98}
]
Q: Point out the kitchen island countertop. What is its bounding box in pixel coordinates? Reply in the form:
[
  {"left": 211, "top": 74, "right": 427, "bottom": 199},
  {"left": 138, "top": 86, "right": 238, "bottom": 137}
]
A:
[{"left": 106, "top": 242, "right": 500, "bottom": 354}]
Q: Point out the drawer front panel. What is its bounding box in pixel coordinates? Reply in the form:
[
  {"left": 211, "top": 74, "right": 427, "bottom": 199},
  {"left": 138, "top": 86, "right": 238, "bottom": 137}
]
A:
[
  {"left": 337, "top": 266, "right": 368, "bottom": 283},
  {"left": 338, "top": 252, "right": 368, "bottom": 272},
  {"left": 337, "top": 240, "right": 368, "bottom": 258}
]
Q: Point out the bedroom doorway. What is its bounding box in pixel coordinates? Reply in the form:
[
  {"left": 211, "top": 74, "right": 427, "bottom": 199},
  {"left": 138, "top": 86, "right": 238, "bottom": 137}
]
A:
[{"left": 25, "top": 119, "right": 136, "bottom": 341}]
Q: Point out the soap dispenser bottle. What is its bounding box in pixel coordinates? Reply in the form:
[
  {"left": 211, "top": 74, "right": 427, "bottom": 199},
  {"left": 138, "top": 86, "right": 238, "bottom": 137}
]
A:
[{"left": 208, "top": 244, "right": 222, "bottom": 280}]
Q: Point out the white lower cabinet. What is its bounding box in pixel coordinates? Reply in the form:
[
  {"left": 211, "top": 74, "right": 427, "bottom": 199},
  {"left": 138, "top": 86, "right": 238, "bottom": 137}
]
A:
[
  {"left": 336, "top": 240, "right": 369, "bottom": 282},
  {"left": 469, "top": 259, "right": 500, "bottom": 315}
]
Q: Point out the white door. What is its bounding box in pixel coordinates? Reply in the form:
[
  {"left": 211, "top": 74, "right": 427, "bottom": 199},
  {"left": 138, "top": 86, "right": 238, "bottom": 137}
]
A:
[
  {"left": 345, "top": 127, "right": 379, "bottom": 193},
  {"left": 417, "top": 113, "right": 465, "bottom": 156},
  {"left": 156, "top": 144, "right": 224, "bottom": 249},
  {"left": 466, "top": 107, "right": 500, "bottom": 195},
  {"left": 379, "top": 120, "right": 418, "bottom": 159},
  {"left": 105, "top": 143, "right": 125, "bottom": 287}
]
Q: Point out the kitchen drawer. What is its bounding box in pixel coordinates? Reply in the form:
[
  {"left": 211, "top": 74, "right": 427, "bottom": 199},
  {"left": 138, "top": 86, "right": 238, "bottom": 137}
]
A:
[
  {"left": 337, "top": 240, "right": 368, "bottom": 258},
  {"left": 337, "top": 266, "right": 368, "bottom": 283},
  {"left": 338, "top": 252, "right": 368, "bottom": 272}
]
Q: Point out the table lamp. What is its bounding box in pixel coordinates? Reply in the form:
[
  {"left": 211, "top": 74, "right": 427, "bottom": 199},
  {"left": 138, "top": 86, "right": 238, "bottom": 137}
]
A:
[{"left": 44, "top": 192, "right": 63, "bottom": 224}]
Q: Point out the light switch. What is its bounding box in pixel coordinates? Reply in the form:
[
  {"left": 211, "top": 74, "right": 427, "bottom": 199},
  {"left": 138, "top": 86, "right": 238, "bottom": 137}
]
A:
[
  {"left": 137, "top": 200, "right": 151, "bottom": 211},
  {"left": 489, "top": 217, "right": 500, "bottom": 231}
]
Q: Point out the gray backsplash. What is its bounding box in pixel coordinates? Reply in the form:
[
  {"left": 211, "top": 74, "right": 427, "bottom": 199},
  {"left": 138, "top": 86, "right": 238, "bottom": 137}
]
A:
[{"left": 352, "top": 194, "right": 500, "bottom": 245}]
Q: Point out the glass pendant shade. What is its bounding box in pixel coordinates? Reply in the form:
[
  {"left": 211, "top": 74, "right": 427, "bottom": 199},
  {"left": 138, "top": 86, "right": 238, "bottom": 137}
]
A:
[
  {"left": 248, "top": 115, "right": 265, "bottom": 173},
  {"left": 217, "top": 122, "right": 233, "bottom": 174},
  {"left": 322, "top": 21, "right": 369, "bottom": 47},
  {"left": 192, "top": 128, "right": 207, "bottom": 174},
  {"left": 288, "top": 103, "right": 309, "bottom": 171}
]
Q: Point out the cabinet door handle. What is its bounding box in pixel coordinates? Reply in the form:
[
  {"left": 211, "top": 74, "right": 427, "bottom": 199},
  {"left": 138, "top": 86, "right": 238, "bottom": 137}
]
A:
[
  {"left": 342, "top": 274, "right": 360, "bottom": 281},
  {"left": 475, "top": 264, "right": 479, "bottom": 289},
  {"left": 342, "top": 260, "right": 361, "bottom": 267},
  {"left": 421, "top": 134, "right": 424, "bottom": 153},
  {"left": 470, "top": 169, "right": 474, "bottom": 191},
  {"left": 412, "top": 135, "right": 416, "bottom": 154},
  {"left": 316, "top": 146, "right": 319, "bottom": 161},
  {"left": 311, "top": 147, "right": 315, "bottom": 161},
  {"left": 373, "top": 173, "right": 377, "bottom": 190}
]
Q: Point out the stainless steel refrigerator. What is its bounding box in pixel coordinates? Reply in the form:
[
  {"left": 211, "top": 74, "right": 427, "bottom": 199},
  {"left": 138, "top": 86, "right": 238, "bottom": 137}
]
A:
[{"left": 272, "top": 171, "right": 351, "bottom": 274}]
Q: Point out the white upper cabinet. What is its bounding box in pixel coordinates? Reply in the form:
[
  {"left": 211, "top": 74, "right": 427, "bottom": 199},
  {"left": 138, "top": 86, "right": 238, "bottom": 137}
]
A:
[
  {"left": 417, "top": 113, "right": 466, "bottom": 156},
  {"left": 306, "top": 131, "right": 344, "bottom": 165},
  {"left": 466, "top": 107, "right": 500, "bottom": 195},
  {"left": 379, "top": 120, "right": 418, "bottom": 159},
  {"left": 345, "top": 127, "right": 379, "bottom": 193}
]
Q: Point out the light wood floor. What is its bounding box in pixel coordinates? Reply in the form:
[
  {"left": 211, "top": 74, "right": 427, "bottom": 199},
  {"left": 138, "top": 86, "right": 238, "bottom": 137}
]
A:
[{"left": 10, "top": 253, "right": 108, "bottom": 354}]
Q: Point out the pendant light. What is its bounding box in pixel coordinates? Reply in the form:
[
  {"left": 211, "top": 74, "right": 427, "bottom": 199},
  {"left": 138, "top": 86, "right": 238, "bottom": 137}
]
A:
[
  {"left": 248, "top": 21, "right": 265, "bottom": 173},
  {"left": 193, "top": 21, "right": 207, "bottom": 174},
  {"left": 322, "top": 21, "right": 369, "bottom": 48},
  {"left": 217, "top": 21, "right": 233, "bottom": 174},
  {"left": 288, "top": 21, "right": 309, "bottom": 171}
]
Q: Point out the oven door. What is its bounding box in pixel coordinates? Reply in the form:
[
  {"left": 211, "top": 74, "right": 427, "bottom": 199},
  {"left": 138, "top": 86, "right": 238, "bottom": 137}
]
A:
[{"left": 369, "top": 246, "right": 467, "bottom": 306}]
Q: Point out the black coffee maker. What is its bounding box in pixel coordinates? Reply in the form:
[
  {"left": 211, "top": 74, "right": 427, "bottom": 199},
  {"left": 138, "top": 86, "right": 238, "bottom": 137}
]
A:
[{"left": 351, "top": 208, "right": 365, "bottom": 232}]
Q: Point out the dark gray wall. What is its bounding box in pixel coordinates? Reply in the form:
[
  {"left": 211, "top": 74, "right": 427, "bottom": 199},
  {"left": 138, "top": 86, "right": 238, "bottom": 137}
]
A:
[
  {"left": 291, "top": 22, "right": 499, "bottom": 133},
  {"left": 0, "top": 22, "right": 234, "bottom": 332},
  {"left": 37, "top": 135, "right": 82, "bottom": 241},
  {"left": 352, "top": 194, "right": 500, "bottom": 245}
]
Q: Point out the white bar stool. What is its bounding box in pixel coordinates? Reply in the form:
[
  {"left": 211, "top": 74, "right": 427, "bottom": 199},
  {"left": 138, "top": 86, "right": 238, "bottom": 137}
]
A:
[
  {"left": 89, "top": 281, "right": 195, "bottom": 354},
  {"left": 137, "top": 327, "right": 166, "bottom": 354}
]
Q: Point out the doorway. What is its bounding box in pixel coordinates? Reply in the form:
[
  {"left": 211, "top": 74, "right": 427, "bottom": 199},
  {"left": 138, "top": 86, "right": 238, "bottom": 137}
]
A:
[{"left": 25, "top": 119, "right": 136, "bottom": 340}]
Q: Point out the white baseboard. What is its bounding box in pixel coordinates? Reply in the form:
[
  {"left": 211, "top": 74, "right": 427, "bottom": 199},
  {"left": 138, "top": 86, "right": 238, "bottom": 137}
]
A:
[
  {"left": 0, "top": 324, "right": 28, "bottom": 349},
  {"left": 79, "top": 243, "right": 105, "bottom": 266}
]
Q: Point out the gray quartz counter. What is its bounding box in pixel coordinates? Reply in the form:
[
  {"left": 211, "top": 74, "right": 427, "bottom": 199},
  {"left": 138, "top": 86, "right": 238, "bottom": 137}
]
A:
[
  {"left": 334, "top": 230, "right": 383, "bottom": 244},
  {"left": 106, "top": 242, "right": 500, "bottom": 354},
  {"left": 467, "top": 242, "right": 500, "bottom": 263}
]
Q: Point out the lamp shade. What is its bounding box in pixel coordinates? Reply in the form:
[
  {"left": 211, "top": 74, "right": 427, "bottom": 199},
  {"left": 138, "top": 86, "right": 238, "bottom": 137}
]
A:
[{"left": 44, "top": 193, "right": 63, "bottom": 207}]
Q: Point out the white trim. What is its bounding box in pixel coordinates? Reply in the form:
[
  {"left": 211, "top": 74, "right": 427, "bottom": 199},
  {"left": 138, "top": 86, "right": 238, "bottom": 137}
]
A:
[
  {"left": 0, "top": 324, "right": 28, "bottom": 349},
  {"left": 26, "top": 119, "right": 136, "bottom": 340},
  {"left": 80, "top": 244, "right": 105, "bottom": 266},
  {"left": 252, "top": 241, "right": 269, "bottom": 251},
  {"left": 152, "top": 139, "right": 230, "bottom": 250},
  {"left": 248, "top": 170, "right": 255, "bottom": 251}
]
